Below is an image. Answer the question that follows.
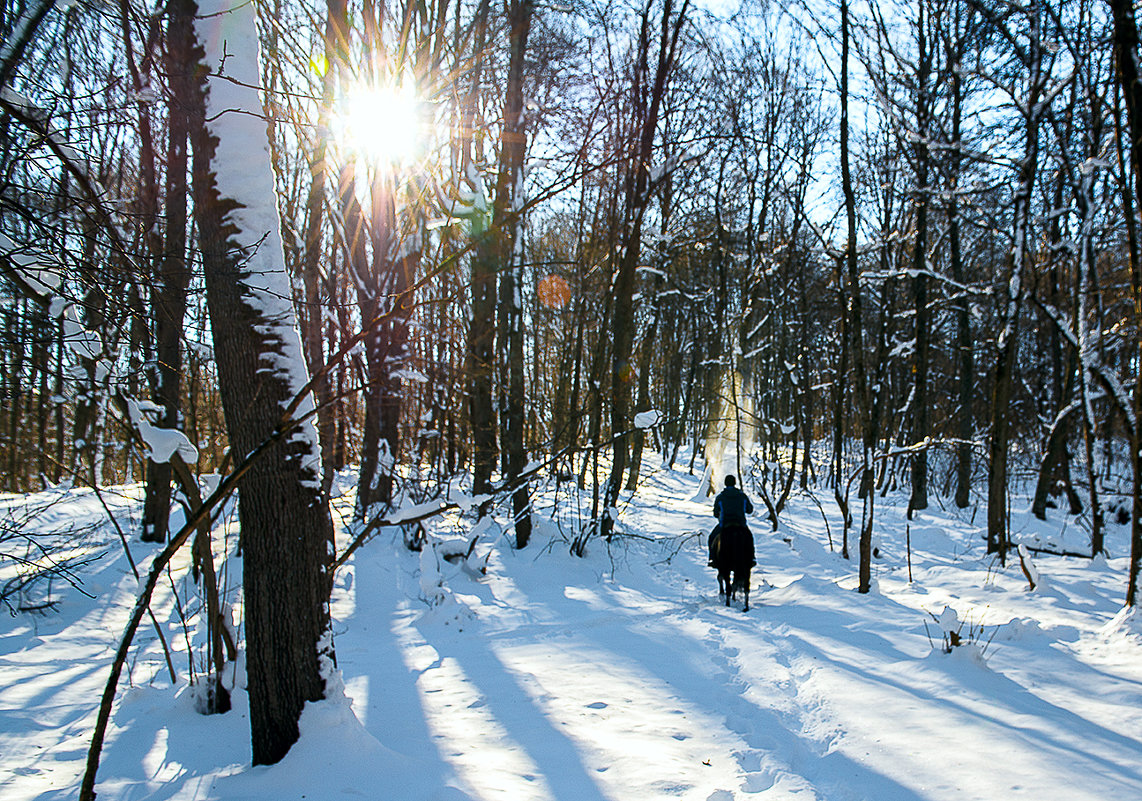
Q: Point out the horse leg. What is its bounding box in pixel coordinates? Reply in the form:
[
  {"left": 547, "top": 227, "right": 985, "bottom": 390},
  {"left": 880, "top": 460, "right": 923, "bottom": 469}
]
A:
[{"left": 742, "top": 568, "right": 751, "bottom": 612}]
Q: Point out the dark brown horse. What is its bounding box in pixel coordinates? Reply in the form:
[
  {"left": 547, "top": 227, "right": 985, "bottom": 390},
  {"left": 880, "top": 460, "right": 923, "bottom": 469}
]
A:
[{"left": 711, "top": 525, "right": 753, "bottom": 612}]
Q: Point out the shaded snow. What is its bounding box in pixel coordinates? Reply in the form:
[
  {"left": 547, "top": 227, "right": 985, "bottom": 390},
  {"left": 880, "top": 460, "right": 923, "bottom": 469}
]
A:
[{"left": 2, "top": 460, "right": 1141, "bottom": 800}]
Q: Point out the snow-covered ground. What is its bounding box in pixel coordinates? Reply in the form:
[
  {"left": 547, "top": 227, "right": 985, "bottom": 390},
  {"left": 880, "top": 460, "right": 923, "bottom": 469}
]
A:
[{"left": 2, "top": 460, "right": 1140, "bottom": 801}]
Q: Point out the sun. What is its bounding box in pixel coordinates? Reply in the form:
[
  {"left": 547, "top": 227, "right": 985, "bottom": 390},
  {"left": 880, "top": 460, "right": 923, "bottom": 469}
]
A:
[{"left": 335, "top": 81, "right": 422, "bottom": 166}]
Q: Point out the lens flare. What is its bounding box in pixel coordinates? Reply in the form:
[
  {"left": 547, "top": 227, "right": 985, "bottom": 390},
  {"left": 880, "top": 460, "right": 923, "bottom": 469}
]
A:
[{"left": 537, "top": 275, "right": 572, "bottom": 308}]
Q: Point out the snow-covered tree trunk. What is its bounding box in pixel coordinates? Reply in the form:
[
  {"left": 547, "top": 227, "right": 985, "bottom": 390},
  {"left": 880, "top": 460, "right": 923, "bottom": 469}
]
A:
[{"left": 186, "top": 0, "right": 334, "bottom": 764}]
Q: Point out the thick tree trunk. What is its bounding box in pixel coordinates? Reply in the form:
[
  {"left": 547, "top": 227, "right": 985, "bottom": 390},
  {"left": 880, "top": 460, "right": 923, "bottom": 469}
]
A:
[{"left": 187, "top": 0, "right": 334, "bottom": 765}]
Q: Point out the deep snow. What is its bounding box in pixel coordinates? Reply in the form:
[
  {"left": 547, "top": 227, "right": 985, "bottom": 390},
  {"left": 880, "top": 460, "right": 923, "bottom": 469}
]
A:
[{"left": 2, "top": 458, "right": 1141, "bottom": 800}]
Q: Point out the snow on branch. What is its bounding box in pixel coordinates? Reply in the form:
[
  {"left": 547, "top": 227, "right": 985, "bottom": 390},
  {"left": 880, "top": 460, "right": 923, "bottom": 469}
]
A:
[
  {"left": 1035, "top": 300, "right": 1137, "bottom": 435},
  {"left": 0, "top": 0, "right": 58, "bottom": 88},
  {"left": 123, "top": 399, "right": 199, "bottom": 465},
  {"left": 0, "top": 231, "right": 62, "bottom": 304}
]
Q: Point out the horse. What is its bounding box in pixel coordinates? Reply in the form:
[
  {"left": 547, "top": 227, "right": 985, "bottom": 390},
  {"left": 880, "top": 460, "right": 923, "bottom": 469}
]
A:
[{"left": 711, "top": 524, "right": 753, "bottom": 612}]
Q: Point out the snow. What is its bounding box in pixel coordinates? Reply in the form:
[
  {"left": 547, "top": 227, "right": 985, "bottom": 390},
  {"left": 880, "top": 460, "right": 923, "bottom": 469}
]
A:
[
  {"left": 2, "top": 462, "right": 1142, "bottom": 801},
  {"left": 125, "top": 399, "right": 199, "bottom": 465},
  {"left": 0, "top": 232, "right": 62, "bottom": 299},
  {"left": 634, "top": 409, "right": 662, "bottom": 429}
]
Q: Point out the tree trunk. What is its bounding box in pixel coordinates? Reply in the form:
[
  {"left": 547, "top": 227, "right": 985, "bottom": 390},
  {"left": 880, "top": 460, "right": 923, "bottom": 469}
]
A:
[
  {"left": 946, "top": 5, "right": 974, "bottom": 508},
  {"left": 295, "top": 0, "right": 345, "bottom": 499},
  {"left": 909, "top": 1, "right": 931, "bottom": 512},
  {"left": 1031, "top": 177, "right": 1082, "bottom": 521},
  {"left": 142, "top": 6, "right": 193, "bottom": 542},
  {"left": 839, "top": 0, "right": 872, "bottom": 588},
  {"left": 1030, "top": 376, "right": 1083, "bottom": 521},
  {"left": 987, "top": 3, "right": 1045, "bottom": 567},
  {"left": 1074, "top": 111, "right": 1106, "bottom": 556},
  {"left": 500, "top": 0, "right": 536, "bottom": 548},
  {"left": 628, "top": 194, "right": 671, "bottom": 490},
  {"left": 466, "top": 0, "right": 497, "bottom": 497},
  {"left": 187, "top": 0, "right": 334, "bottom": 765},
  {"left": 602, "top": 0, "right": 689, "bottom": 538},
  {"left": 626, "top": 299, "right": 661, "bottom": 491},
  {"left": 1107, "top": 0, "right": 1142, "bottom": 606}
]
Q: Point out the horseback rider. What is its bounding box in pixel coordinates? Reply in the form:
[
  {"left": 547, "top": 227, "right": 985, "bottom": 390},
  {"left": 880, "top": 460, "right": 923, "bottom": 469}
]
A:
[{"left": 708, "top": 475, "right": 757, "bottom": 567}]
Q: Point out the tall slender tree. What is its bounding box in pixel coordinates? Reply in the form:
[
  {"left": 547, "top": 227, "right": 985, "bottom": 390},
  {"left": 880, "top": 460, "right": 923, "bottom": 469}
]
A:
[{"left": 1107, "top": 0, "right": 1142, "bottom": 605}]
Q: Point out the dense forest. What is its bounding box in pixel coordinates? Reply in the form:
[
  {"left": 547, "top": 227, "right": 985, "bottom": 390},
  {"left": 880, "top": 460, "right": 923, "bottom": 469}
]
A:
[{"left": 2, "top": 0, "right": 1141, "bottom": 786}]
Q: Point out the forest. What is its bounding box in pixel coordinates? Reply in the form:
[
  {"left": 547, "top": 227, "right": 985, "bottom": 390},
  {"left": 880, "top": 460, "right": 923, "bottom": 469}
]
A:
[{"left": 1, "top": 0, "right": 1142, "bottom": 797}]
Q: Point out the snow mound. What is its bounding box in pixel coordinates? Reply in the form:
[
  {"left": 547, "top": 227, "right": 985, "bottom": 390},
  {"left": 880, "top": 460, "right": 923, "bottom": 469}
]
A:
[
  {"left": 996, "top": 616, "right": 1080, "bottom": 644},
  {"left": 217, "top": 693, "right": 474, "bottom": 801},
  {"left": 1100, "top": 606, "right": 1142, "bottom": 644}
]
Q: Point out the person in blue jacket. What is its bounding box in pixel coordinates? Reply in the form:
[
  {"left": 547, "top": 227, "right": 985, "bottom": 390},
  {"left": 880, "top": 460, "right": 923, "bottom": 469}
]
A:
[{"left": 708, "top": 475, "right": 756, "bottom": 567}]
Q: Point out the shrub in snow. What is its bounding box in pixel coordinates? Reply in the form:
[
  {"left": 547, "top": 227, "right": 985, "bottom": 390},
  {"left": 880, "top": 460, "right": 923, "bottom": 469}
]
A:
[{"left": 926, "top": 605, "right": 997, "bottom": 656}]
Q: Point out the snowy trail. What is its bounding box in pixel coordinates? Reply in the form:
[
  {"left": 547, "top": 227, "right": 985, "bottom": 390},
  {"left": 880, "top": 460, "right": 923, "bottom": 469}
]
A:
[
  {"left": 338, "top": 493, "right": 891, "bottom": 800},
  {"left": 2, "top": 469, "right": 1142, "bottom": 801},
  {"left": 335, "top": 467, "right": 1142, "bottom": 801}
]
